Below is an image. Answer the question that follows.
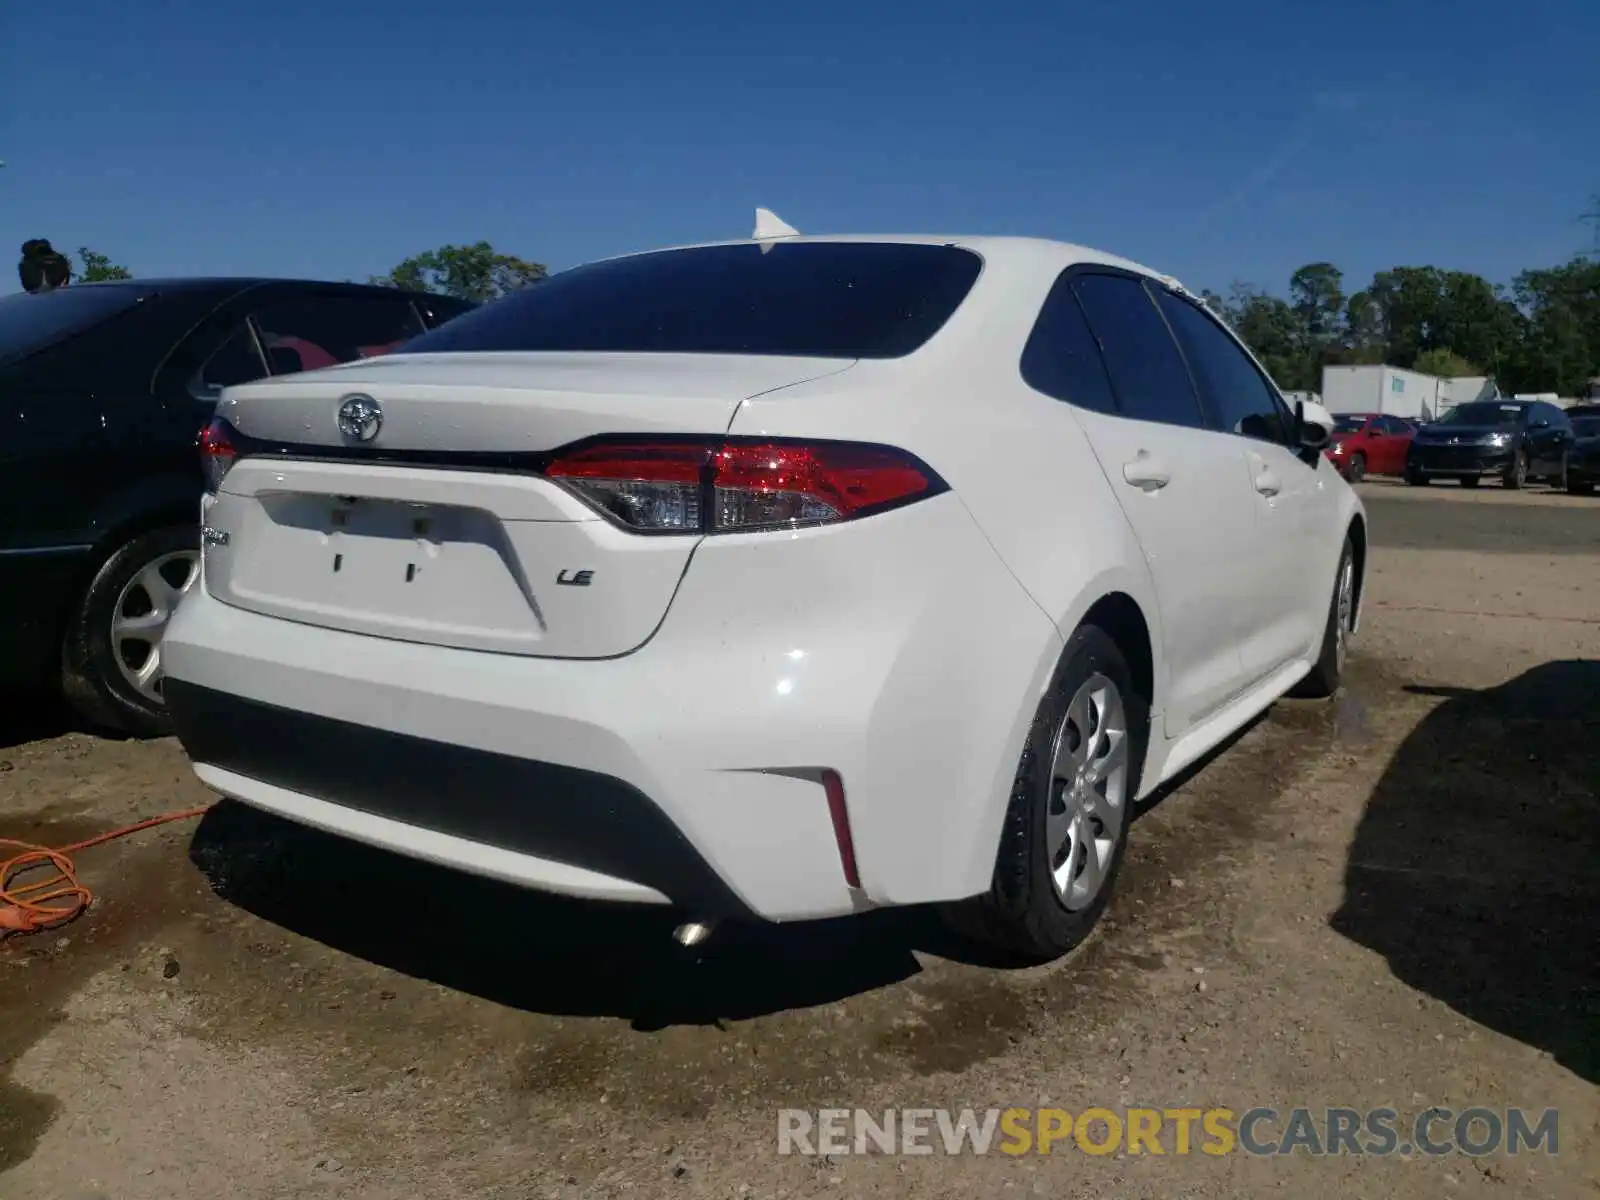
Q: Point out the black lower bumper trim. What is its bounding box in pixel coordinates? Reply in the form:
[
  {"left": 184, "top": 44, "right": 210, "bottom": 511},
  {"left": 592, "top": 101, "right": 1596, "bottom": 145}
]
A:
[{"left": 164, "top": 679, "right": 754, "bottom": 918}]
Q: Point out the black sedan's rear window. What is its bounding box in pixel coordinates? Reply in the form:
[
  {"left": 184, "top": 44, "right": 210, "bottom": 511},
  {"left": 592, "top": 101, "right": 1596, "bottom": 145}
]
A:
[
  {"left": 392, "top": 242, "right": 983, "bottom": 360},
  {"left": 0, "top": 285, "right": 153, "bottom": 366}
]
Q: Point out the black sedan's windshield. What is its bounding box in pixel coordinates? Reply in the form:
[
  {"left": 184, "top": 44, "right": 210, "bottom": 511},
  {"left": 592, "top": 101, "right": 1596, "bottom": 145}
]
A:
[{"left": 1438, "top": 402, "right": 1527, "bottom": 427}]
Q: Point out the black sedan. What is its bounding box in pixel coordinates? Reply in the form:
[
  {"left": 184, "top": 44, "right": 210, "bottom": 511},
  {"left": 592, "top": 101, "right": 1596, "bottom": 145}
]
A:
[
  {"left": 1, "top": 277, "right": 474, "bottom": 734},
  {"left": 1566, "top": 409, "right": 1600, "bottom": 494},
  {"left": 1404, "top": 399, "right": 1575, "bottom": 490}
]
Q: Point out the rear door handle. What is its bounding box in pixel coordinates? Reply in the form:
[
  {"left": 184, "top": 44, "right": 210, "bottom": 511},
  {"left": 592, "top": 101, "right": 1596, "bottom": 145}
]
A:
[{"left": 1122, "top": 453, "right": 1171, "bottom": 491}]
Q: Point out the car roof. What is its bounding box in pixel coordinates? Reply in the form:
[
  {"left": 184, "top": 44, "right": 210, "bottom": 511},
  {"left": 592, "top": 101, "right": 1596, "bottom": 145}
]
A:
[{"left": 68, "top": 276, "right": 402, "bottom": 295}]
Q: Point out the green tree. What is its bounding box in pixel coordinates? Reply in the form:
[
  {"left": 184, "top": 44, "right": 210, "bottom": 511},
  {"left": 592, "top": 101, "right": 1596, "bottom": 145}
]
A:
[
  {"left": 1210, "top": 251, "right": 1600, "bottom": 398},
  {"left": 1413, "top": 348, "right": 1482, "bottom": 378},
  {"left": 1505, "top": 257, "right": 1600, "bottom": 395},
  {"left": 76, "top": 247, "right": 131, "bottom": 281},
  {"left": 1221, "top": 284, "right": 1318, "bottom": 390},
  {"left": 372, "top": 242, "right": 546, "bottom": 303},
  {"left": 1339, "top": 291, "right": 1387, "bottom": 364},
  {"left": 1288, "top": 262, "right": 1344, "bottom": 344}
]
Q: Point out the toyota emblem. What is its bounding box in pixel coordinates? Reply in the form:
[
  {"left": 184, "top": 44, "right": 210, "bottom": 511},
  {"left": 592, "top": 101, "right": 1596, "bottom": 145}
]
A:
[{"left": 336, "top": 394, "right": 383, "bottom": 442}]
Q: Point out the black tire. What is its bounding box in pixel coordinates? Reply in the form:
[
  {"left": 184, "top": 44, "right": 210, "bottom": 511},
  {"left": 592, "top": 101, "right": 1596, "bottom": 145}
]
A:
[
  {"left": 60, "top": 525, "right": 200, "bottom": 737},
  {"left": 941, "top": 625, "right": 1149, "bottom": 963},
  {"left": 1551, "top": 453, "right": 1569, "bottom": 491},
  {"left": 1459, "top": 476, "right": 1481, "bottom": 488},
  {"left": 1289, "top": 536, "right": 1355, "bottom": 701},
  {"left": 1347, "top": 452, "right": 1367, "bottom": 484},
  {"left": 1568, "top": 479, "right": 1596, "bottom": 495},
  {"left": 1503, "top": 451, "right": 1527, "bottom": 490},
  {"left": 1405, "top": 467, "right": 1429, "bottom": 486}
]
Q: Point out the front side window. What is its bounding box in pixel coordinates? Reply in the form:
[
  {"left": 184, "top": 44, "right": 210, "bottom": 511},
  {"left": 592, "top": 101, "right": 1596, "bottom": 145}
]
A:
[
  {"left": 392, "top": 242, "right": 984, "bottom": 360},
  {"left": 194, "top": 326, "right": 268, "bottom": 392},
  {"left": 1070, "top": 274, "right": 1206, "bottom": 430},
  {"left": 1155, "top": 288, "right": 1290, "bottom": 444},
  {"left": 252, "top": 297, "right": 425, "bottom": 376}
]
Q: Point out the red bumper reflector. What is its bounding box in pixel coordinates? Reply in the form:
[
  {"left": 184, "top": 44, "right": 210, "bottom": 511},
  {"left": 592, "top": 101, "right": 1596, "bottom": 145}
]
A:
[{"left": 821, "top": 769, "right": 860, "bottom": 889}]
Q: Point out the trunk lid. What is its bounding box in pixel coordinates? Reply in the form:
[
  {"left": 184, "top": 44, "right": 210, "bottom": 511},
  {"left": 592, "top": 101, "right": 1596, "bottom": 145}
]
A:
[{"left": 204, "top": 352, "right": 855, "bottom": 657}]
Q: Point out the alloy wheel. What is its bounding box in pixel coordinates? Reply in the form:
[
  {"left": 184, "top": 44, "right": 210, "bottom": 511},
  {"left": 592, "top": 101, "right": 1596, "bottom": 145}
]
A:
[
  {"left": 1046, "top": 673, "right": 1130, "bottom": 911},
  {"left": 111, "top": 550, "right": 200, "bottom": 704},
  {"left": 1334, "top": 555, "right": 1355, "bottom": 673}
]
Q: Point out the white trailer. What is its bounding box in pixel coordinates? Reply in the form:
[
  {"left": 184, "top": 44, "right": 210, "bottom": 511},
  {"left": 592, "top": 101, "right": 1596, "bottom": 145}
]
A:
[{"left": 1320, "top": 365, "right": 1451, "bottom": 421}]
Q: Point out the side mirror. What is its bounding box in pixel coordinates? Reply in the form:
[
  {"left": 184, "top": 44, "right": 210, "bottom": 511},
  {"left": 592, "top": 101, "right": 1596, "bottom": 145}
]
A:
[
  {"left": 1294, "top": 400, "right": 1332, "bottom": 451},
  {"left": 1530, "top": 418, "right": 1550, "bottom": 429}
]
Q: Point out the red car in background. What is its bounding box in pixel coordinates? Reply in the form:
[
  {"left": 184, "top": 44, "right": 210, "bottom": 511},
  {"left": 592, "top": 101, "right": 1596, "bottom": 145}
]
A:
[{"left": 1324, "top": 412, "right": 1416, "bottom": 481}]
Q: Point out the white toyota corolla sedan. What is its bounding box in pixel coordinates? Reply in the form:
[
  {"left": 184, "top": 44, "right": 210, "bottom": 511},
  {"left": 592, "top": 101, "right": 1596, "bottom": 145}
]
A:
[{"left": 163, "top": 216, "right": 1365, "bottom": 961}]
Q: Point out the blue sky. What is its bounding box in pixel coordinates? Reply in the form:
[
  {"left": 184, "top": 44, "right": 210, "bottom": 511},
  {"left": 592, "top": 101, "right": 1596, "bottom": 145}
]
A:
[{"left": 3, "top": 0, "right": 1595, "bottom": 298}]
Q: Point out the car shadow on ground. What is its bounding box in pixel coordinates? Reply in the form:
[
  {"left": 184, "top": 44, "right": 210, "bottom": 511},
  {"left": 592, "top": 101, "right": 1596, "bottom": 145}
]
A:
[
  {"left": 188, "top": 800, "right": 992, "bottom": 1029},
  {"left": 1330, "top": 659, "right": 1600, "bottom": 1084},
  {"left": 186, "top": 723, "right": 1242, "bottom": 1029},
  {"left": 0, "top": 690, "right": 98, "bottom": 751}
]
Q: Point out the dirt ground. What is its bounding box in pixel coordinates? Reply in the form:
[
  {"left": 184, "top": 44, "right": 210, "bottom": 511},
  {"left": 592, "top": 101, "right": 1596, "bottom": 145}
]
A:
[{"left": 2, "top": 478, "right": 1597, "bottom": 1200}]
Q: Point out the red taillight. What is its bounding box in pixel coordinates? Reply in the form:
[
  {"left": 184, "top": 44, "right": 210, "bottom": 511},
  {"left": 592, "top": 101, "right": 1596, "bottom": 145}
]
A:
[
  {"left": 545, "top": 438, "right": 944, "bottom": 534},
  {"left": 198, "top": 418, "right": 238, "bottom": 493}
]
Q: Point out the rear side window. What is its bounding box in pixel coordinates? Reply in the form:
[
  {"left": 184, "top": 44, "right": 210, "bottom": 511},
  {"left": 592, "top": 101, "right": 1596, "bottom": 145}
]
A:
[
  {"left": 1155, "top": 289, "right": 1291, "bottom": 444},
  {"left": 412, "top": 295, "right": 474, "bottom": 329},
  {"left": 252, "top": 297, "right": 426, "bottom": 375},
  {"left": 0, "top": 286, "right": 151, "bottom": 367},
  {"left": 392, "top": 242, "right": 984, "bottom": 360},
  {"left": 1070, "top": 274, "right": 1205, "bottom": 430},
  {"left": 1020, "top": 275, "right": 1117, "bottom": 414}
]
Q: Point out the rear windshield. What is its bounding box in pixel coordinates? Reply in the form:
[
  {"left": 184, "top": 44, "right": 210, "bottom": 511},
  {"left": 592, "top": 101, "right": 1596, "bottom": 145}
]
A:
[
  {"left": 0, "top": 285, "right": 152, "bottom": 366},
  {"left": 392, "top": 242, "right": 984, "bottom": 360}
]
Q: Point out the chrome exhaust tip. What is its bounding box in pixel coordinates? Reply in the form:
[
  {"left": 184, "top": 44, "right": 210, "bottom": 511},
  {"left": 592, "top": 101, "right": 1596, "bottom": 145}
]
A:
[{"left": 673, "top": 920, "right": 716, "bottom": 948}]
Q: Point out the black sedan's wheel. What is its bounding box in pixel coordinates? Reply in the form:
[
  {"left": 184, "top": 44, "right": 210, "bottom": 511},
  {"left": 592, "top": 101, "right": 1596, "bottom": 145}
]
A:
[
  {"left": 1503, "top": 452, "right": 1528, "bottom": 490},
  {"left": 60, "top": 525, "right": 200, "bottom": 736},
  {"left": 1405, "top": 466, "right": 1429, "bottom": 486}
]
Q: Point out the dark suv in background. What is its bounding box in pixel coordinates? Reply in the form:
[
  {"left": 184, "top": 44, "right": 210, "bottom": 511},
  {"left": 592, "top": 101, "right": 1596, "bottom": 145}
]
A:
[
  {"left": 1565, "top": 404, "right": 1600, "bottom": 494},
  {"left": 1404, "top": 399, "right": 1575, "bottom": 489},
  {"left": 0, "top": 278, "right": 474, "bottom": 734}
]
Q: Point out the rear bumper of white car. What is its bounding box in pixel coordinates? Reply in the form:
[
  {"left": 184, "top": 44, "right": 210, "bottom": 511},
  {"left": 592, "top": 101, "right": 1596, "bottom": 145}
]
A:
[{"left": 162, "top": 494, "right": 1062, "bottom": 922}]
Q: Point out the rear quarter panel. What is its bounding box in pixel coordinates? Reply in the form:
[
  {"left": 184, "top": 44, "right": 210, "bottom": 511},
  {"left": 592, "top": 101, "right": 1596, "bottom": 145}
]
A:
[{"left": 726, "top": 249, "right": 1169, "bottom": 894}]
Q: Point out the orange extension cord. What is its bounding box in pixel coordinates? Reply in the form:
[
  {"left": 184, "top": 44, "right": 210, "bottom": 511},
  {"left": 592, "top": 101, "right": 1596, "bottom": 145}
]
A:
[{"left": 0, "top": 805, "right": 214, "bottom": 937}]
